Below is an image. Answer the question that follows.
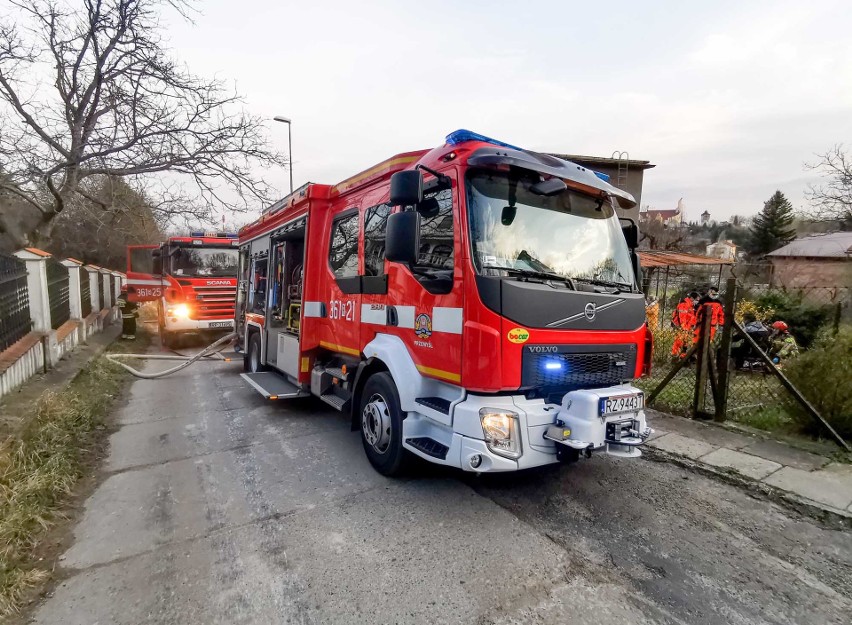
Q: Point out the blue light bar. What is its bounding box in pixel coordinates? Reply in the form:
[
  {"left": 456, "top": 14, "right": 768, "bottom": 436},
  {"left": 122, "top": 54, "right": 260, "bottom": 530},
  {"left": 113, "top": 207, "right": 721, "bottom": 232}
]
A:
[
  {"left": 544, "top": 361, "right": 563, "bottom": 370},
  {"left": 445, "top": 129, "right": 523, "bottom": 151},
  {"left": 189, "top": 230, "right": 204, "bottom": 237},
  {"left": 593, "top": 171, "right": 610, "bottom": 182}
]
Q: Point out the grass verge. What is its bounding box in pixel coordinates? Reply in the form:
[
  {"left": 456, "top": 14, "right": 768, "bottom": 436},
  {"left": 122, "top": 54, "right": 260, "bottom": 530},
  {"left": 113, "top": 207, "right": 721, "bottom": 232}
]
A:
[{"left": 0, "top": 331, "right": 149, "bottom": 618}]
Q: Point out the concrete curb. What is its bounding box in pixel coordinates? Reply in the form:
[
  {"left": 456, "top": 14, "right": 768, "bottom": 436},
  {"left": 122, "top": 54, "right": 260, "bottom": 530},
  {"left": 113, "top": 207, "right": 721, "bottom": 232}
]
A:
[{"left": 642, "top": 445, "right": 852, "bottom": 529}]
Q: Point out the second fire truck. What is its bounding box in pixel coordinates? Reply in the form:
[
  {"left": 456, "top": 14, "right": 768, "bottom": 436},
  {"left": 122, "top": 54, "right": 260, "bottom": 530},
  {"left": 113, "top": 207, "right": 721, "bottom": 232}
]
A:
[
  {"left": 127, "top": 232, "right": 240, "bottom": 347},
  {"left": 236, "top": 130, "right": 653, "bottom": 476}
]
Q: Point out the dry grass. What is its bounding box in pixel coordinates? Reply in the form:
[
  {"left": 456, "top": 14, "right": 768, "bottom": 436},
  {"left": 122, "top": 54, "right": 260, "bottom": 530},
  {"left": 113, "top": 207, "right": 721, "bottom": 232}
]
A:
[{"left": 0, "top": 333, "right": 148, "bottom": 617}]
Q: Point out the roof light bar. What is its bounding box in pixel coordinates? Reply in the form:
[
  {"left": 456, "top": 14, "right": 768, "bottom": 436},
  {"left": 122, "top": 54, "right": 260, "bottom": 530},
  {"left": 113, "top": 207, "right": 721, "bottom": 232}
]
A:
[{"left": 445, "top": 129, "right": 522, "bottom": 151}]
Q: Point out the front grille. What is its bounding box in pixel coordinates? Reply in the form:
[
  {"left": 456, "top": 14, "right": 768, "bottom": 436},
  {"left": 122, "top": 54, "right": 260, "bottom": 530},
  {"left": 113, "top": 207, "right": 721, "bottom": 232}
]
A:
[
  {"left": 521, "top": 344, "right": 637, "bottom": 393},
  {"left": 190, "top": 285, "right": 236, "bottom": 320}
]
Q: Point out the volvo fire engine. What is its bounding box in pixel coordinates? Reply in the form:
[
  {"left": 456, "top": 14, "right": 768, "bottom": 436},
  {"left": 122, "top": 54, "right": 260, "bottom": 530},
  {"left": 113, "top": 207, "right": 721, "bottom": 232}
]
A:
[
  {"left": 127, "top": 232, "right": 240, "bottom": 347},
  {"left": 236, "top": 130, "right": 653, "bottom": 476}
]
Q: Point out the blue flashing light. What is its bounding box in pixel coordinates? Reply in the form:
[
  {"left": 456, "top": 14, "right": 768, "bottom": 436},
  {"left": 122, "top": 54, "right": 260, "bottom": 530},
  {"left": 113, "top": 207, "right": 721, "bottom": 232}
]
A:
[
  {"left": 544, "top": 361, "right": 563, "bottom": 371},
  {"left": 445, "top": 129, "right": 523, "bottom": 151},
  {"left": 593, "top": 171, "right": 610, "bottom": 182},
  {"left": 189, "top": 230, "right": 204, "bottom": 237},
  {"left": 224, "top": 233, "right": 238, "bottom": 239}
]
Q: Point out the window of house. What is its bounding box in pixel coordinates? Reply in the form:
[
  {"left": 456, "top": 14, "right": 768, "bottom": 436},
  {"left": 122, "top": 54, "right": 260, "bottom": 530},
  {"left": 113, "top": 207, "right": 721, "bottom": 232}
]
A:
[
  {"left": 329, "top": 212, "right": 360, "bottom": 279},
  {"left": 363, "top": 203, "right": 391, "bottom": 276}
]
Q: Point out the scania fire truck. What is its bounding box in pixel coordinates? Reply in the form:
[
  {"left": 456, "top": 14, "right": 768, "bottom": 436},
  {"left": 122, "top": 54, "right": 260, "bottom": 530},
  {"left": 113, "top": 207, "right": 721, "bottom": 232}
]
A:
[
  {"left": 127, "top": 232, "right": 240, "bottom": 347},
  {"left": 236, "top": 130, "right": 653, "bottom": 476}
]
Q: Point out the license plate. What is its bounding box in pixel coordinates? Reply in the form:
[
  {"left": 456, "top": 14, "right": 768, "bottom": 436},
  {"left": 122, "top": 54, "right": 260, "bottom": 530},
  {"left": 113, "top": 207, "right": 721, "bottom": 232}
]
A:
[
  {"left": 599, "top": 393, "right": 644, "bottom": 417},
  {"left": 208, "top": 321, "right": 233, "bottom": 328}
]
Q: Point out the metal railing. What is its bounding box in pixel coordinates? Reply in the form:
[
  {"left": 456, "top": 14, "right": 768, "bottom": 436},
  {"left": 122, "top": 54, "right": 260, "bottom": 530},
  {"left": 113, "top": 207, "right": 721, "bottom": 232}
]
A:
[
  {"left": 80, "top": 271, "right": 92, "bottom": 317},
  {"left": 46, "top": 257, "right": 70, "bottom": 329},
  {"left": 0, "top": 254, "right": 32, "bottom": 351}
]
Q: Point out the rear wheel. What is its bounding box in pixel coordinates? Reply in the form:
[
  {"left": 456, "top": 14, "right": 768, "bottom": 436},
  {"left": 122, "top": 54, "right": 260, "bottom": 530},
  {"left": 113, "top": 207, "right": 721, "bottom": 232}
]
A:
[
  {"left": 359, "top": 372, "right": 409, "bottom": 476},
  {"left": 245, "top": 332, "right": 265, "bottom": 373}
]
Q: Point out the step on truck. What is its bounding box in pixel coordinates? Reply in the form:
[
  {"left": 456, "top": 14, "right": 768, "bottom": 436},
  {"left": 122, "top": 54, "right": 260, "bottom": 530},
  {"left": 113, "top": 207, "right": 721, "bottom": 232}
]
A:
[
  {"left": 236, "top": 130, "right": 653, "bottom": 475},
  {"left": 127, "top": 232, "right": 240, "bottom": 347}
]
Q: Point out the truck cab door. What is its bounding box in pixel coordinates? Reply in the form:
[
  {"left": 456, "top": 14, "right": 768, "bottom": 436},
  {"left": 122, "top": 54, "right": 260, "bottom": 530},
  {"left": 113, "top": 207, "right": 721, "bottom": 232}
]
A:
[
  {"left": 321, "top": 209, "right": 362, "bottom": 357},
  {"left": 126, "top": 244, "right": 163, "bottom": 303}
]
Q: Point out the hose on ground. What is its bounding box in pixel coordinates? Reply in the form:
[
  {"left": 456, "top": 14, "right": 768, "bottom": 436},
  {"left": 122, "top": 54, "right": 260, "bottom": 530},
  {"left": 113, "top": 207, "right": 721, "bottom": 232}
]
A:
[{"left": 105, "top": 332, "right": 238, "bottom": 379}]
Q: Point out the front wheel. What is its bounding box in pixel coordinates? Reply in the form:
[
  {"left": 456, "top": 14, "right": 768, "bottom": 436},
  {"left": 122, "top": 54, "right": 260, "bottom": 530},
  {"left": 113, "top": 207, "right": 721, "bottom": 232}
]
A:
[
  {"left": 359, "top": 372, "right": 410, "bottom": 476},
  {"left": 244, "top": 332, "right": 265, "bottom": 373}
]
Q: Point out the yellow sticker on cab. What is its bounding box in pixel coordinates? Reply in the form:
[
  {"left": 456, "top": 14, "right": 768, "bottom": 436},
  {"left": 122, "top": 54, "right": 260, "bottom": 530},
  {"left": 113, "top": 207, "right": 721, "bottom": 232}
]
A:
[{"left": 507, "top": 327, "right": 530, "bottom": 344}]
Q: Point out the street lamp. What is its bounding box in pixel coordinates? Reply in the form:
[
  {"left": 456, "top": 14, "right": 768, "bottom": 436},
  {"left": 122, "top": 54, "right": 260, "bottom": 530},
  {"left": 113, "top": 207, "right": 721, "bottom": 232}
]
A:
[{"left": 273, "top": 116, "right": 293, "bottom": 194}]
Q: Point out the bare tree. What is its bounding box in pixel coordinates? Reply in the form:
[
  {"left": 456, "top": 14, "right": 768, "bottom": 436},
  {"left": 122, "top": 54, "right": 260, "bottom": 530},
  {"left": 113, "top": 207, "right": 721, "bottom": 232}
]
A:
[
  {"left": 0, "top": 0, "right": 286, "bottom": 247},
  {"left": 805, "top": 145, "right": 852, "bottom": 226}
]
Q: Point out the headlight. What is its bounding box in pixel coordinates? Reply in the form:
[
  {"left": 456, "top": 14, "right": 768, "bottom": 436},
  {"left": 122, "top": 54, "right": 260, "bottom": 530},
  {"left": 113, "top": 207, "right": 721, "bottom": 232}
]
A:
[
  {"left": 169, "top": 303, "right": 190, "bottom": 319},
  {"left": 479, "top": 409, "right": 522, "bottom": 459}
]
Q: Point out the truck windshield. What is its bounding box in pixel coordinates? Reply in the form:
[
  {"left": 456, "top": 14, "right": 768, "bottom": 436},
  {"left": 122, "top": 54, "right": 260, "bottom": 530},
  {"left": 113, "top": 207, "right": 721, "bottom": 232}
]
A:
[
  {"left": 170, "top": 246, "right": 239, "bottom": 278},
  {"left": 466, "top": 171, "right": 636, "bottom": 289}
]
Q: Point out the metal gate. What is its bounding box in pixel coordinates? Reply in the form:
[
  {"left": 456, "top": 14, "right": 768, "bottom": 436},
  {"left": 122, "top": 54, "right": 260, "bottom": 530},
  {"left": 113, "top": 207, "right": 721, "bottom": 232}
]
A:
[
  {"left": 80, "top": 271, "right": 92, "bottom": 317},
  {"left": 0, "top": 254, "right": 32, "bottom": 351}
]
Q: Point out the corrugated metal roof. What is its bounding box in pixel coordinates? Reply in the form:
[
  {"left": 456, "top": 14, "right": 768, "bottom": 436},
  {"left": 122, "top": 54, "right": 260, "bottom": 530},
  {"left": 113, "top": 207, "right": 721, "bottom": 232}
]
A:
[
  {"left": 767, "top": 232, "right": 852, "bottom": 258},
  {"left": 638, "top": 250, "right": 734, "bottom": 268}
]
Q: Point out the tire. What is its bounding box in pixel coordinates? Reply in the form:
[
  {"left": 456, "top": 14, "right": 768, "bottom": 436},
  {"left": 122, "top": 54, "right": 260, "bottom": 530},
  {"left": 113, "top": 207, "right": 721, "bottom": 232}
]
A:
[
  {"left": 359, "top": 372, "right": 409, "bottom": 476},
  {"left": 245, "top": 332, "right": 265, "bottom": 373}
]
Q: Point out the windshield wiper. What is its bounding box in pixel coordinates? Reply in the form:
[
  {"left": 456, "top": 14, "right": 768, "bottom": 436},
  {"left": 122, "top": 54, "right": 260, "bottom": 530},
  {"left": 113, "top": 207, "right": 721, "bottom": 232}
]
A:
[
  {"left": 572, "top": 277, "right": 633, "bottom": 292},
  {"left": 483, "top": 266, "right": 576, "bottom": 290}
]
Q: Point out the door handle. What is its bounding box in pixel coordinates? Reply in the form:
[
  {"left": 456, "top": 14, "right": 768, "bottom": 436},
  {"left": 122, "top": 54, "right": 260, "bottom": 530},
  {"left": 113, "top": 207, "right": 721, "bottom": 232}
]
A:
[{"left": 387, "top": 305, "right": 398, "bottom": 326}]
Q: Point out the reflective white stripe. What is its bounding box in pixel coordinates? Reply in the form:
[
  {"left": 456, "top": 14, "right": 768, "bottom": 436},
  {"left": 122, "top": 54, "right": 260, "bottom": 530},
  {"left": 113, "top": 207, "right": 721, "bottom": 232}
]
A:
[
  {"left": 432, "top": 307, "right": 463, "bottom": 334},
  {"left": 303, "top": 301, "right": 324, "bottom": 318},
  {"left": 395, "top": 306, "right": 415, "bottom": 329},
  {"left": 127, "top": 278, "right": 162, "bottom": 285},
  {"left": 361, "top": 303, "right": 387, "bottom": 325}
]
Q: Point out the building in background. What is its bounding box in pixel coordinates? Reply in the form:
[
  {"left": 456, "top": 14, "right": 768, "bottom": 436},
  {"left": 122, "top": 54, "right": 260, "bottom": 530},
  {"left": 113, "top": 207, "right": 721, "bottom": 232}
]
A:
[
  {"left": 767, "top": 232, "right": 852, "bottom": 293},
  {"left": 701, "top": 210, "right": 711, "bottom": 225},
  {"left": 640, "top": 198, "right": 686, "bottom": 227},
  {"left": 706, "top": 239, "right": 737, "bottom": 261}
]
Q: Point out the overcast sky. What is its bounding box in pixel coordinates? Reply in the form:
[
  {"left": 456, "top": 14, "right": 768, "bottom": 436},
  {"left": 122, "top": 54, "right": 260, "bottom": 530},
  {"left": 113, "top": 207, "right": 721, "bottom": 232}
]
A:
[{"left": 165, "top": 0, "right": 851, "bottom": 223}]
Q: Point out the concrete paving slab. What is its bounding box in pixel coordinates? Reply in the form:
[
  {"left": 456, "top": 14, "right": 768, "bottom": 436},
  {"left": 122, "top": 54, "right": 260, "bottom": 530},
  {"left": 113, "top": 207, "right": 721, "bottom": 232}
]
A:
[
  {"left": 699, "top": 448, "right": 782, "bottom": 480},
  {"left": 741, "top": 439, "right": 829, "bottom": 472},
  {"left": 645, "top": 411, "right": 755, "bottom": 450},
  {"left": 763, "top": 466, "right": 852, "bottom": 511},
  {"left": 646, "top": 433, "right": 717, "bottom": 459}
]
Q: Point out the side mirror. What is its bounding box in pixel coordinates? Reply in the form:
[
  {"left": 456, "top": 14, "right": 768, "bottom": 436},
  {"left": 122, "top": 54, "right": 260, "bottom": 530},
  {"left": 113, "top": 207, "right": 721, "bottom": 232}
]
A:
[
  {"left": 151, "top": 250, "right": 163, "bottom": 276},
  {"left": 417, "top": 197, "right": 440, "bottom": 219},
  {"left": 621, "top": 221, "right": 639, "bottom": 249},
  {"left": 385, "top": 211, "right": 420, "bottom": 264},
  {"left": 389, "top": 170, "right": 423, "bottom": 206}
]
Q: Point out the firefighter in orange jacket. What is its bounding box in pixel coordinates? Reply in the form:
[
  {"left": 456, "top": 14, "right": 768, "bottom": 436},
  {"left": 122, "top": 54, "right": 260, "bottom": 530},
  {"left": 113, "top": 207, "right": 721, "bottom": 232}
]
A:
[
  {"left": 694, "top": 287, "right": 725, "bottom": 344},
  {"left": 671, "top": 291, "right": 698, "bottom": 358}
]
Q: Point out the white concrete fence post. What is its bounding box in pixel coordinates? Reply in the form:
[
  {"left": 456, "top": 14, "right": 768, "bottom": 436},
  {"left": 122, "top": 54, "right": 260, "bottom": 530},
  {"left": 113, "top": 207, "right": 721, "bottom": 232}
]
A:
[
  {"left": 100, "top": 269, "right": 112, "bottom": 310},
  {"left": 61, "top": 259, "right": 83, "bottom": 320},
  {"left": 86, "top": 266, "right": 100, "bottom": 312},
  {"left": 13, "top": 248, "right": 59, "bottom": 366}
]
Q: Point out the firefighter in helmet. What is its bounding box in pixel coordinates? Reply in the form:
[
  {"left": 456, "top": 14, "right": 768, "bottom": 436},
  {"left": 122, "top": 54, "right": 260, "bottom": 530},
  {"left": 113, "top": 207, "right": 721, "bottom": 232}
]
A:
[
  {"left": 694, "top": 286, "right": 725, "bottom": 344},
  {"left": 671, "top": 291, "right": 698, "bottom": 358},
  {"left": 769, "top": 321, "right": 799, "bottom": 365},
  {"left": 116, "top": 284, "right": 139, "bottom": 340}
]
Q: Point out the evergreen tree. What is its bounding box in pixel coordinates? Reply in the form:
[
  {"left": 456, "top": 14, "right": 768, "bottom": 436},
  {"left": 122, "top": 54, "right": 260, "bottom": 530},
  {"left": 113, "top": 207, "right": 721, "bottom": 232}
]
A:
[{"left": 747, "top": 191, "right": 797, "bottom": 257}]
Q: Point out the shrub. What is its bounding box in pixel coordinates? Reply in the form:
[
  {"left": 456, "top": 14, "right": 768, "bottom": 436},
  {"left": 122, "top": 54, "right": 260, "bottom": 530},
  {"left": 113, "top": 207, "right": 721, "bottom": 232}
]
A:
[{"left": 784, "top": 327, "right": 852, "bottom": 439}]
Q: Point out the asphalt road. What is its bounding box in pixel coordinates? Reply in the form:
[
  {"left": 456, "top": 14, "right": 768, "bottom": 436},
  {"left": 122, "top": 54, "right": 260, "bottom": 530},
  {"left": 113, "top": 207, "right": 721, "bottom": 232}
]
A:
[{"left": 30, "top": 350, "right": 852, "bottom": 625}]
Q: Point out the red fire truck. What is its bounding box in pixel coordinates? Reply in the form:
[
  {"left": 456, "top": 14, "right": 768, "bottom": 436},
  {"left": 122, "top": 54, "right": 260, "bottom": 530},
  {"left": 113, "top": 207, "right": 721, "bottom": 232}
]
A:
[
  {"left": 236, "top": 130, "right": 653, "bottom": 475},
  {"left": 127, "top": 232, "right": 240, "bottom": 347}
]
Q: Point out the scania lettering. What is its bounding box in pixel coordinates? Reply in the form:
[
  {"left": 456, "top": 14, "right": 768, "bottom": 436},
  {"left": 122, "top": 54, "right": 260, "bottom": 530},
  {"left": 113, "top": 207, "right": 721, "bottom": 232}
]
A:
[
  {"left": 127, "top": 232, "right": 239, "bottom": 347},
  {"left": 235, "top": 130, "right": 654, "bottom": 476}
]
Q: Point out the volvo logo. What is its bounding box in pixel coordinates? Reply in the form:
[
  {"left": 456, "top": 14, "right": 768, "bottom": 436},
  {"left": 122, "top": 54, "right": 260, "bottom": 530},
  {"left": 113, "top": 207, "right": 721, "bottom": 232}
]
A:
[
  {"left": 528, "top": 346, "right": 558, "bottom": 353},
  {"left": 584, "top": 302, "right": 596, "bottom": 321}
]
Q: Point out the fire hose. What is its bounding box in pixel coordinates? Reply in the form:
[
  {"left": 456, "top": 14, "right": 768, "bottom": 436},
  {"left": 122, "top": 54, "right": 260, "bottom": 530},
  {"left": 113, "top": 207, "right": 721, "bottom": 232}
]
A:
[{"left": 105, "top": 332, "right": 238, "bottom": 379}]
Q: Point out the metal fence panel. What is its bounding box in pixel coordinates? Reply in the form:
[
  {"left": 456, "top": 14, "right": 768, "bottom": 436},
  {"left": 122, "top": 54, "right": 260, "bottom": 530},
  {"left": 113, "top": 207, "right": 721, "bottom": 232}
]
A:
[
  {"left": 0, "top": 254, "right": 32, "bottom": 351},
  {"left": 46, "top": 257, "right": 70, "bottom": 330},
  {"left": 80, "top": 271, "right": 92, "bottom": 317},
  {"left": 101, "top": 276, "right": 109, "bottom": 310}
]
